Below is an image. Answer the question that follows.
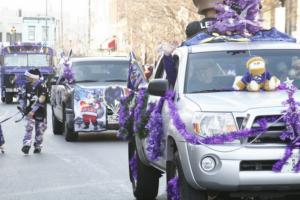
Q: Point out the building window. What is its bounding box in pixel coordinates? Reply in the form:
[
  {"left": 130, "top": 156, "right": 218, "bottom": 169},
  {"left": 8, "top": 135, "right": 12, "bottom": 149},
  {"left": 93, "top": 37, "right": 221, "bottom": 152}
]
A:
[
  {"left": 42, "top": 26, "right": 49, "bottom": 41},
  {"left": 6, "top": 33, "right": 11, "bottom": 42},
  {"left": 28, "top": 26, "right": 35, "bottom": 41},
  {"left": 15, "top": 33, "right": 22, "bottom": 42}
]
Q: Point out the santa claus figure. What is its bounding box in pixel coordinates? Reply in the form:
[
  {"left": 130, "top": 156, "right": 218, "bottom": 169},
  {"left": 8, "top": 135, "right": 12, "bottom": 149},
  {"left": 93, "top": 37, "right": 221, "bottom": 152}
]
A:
[{"left": 80, "top": 93, "right": 100, "bottom": 130}]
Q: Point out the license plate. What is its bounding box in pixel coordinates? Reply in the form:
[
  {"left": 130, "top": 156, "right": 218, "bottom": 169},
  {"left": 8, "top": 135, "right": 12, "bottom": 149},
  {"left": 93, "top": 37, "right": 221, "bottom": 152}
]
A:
[
  {"left": 5, "top": 88, "right": 17, "bottom": 92},
  {"left": 281, "top": 154, "right": 299, "bottom": 173},
  {"left": 107, "top": 115, "right": 119, "bottom": 124}
]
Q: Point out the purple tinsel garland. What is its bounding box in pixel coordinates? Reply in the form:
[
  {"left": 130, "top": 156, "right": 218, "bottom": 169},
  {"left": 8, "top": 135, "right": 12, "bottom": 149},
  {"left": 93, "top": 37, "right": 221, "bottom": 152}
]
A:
[
  {"left": 164, "top": 90, "right": 268, "bottom": 145},
  {"left": 273, "top": 84, "right": 300, "bottom": 172},
  {"left": 118, "top": 91, "right": 135, "bottom": 139},
  {"left": 146, "top": 97, "right": 166, "bottom": 161},
  {"left": 167, "top": 176, "right": 180, "bottom": 200},
  {"left": 146, "top": 90, "right": 269, "bottom": 161},
  {"left": 141, "top": 80, "right": 300, "bottom": 172},
  {"left": 133, "top": 88, "right": 150, "bottom": 138},
  {"left": 129, "top": 152, "right": 138, "bottom": 181},
  {"left": 210, "top": 0, "right": 262, "bottom": 36}
]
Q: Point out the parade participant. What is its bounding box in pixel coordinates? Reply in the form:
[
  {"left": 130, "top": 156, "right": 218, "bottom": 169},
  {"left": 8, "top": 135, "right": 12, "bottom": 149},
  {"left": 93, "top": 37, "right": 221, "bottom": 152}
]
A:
[
  {"left": 184, "top": 0, "right": 220, "bottom": 40},
  {"left": 143, "top": 64, "right": 153, "bottom": 80},
  {"left": 18, "top": 68, "right": 47, "bottom": 154}
]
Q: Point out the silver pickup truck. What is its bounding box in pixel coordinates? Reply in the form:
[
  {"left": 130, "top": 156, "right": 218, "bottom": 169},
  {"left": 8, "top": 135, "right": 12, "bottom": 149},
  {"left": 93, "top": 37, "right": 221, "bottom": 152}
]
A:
[{"left": 129, "top": 41, "right": 300, "bottom": 200}]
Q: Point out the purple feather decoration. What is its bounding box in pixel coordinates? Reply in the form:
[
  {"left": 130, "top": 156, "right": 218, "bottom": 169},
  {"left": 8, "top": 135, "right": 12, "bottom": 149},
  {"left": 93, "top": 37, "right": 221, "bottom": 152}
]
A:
[
  {"left": 210, "top": 0, "right": 262, "bottom": 36},
  {"left": 167, "top": 176, "right": 180, "bottom": 200},
  {"left": 146, "top": 97, "right": 166, "bottom": 161},
  {"left": 63, "top": 61, "right": 75, "bottom": 83},
  {"left": 129, "top": 152, "right": 138, "bottom": 181}
]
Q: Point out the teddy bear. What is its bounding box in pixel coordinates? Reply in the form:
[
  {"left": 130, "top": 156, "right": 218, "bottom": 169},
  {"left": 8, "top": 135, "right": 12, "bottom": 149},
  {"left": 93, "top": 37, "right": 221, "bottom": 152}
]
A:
[{"left": 233, "top": 56, "right": 280, "bottom": 92}]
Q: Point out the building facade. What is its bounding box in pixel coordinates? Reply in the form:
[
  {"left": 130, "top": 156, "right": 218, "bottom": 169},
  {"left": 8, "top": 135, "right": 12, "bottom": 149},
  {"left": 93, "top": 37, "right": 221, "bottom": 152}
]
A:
[
  {"left": 0, "top": 7, "right": 23, "bottom": 45},
  {"left": 0, "top": 6, "right": 58, "bottom": 48},
  {"left": 262, "top": 0, "right": 300, "bottom": 39},
  {"left": 22, "top": 17, "right": 57, "bottom": 48}
]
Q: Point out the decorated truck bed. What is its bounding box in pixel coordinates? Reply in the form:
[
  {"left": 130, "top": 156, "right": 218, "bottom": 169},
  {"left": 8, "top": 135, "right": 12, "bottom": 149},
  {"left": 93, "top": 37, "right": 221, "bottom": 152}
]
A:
[{"left": 51, "top": 56, "right": 145, "bottom": 141}]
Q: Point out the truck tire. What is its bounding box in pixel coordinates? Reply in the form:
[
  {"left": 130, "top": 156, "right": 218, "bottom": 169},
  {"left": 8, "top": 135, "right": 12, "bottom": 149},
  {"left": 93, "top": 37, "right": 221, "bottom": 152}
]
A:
[
  {"left": 5, "top": 92, "right": 13, "bottom": 104},
  {"left": 167, "top": 152, "right": 208, "bottom": 200},
  {"left": 52, "top": 107, "right": 63, "bottom": 135},
  {"left": 64, "top": 117, "right": 78, "bottom": 142},
  {"left": 128, "top": 139, "right": 161, "bottom": 200}
]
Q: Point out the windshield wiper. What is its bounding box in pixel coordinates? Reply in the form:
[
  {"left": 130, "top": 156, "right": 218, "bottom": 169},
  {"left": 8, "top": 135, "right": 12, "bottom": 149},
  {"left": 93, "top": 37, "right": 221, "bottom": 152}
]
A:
[
  {"left": 105, "top": 79, "right": 127, "bottom": 82},
  {"left": 190, "top": 89, "right": 235, "bottom": 93},
  {"left": 75, "top": 80, "right": 98, "bottom": 83}
]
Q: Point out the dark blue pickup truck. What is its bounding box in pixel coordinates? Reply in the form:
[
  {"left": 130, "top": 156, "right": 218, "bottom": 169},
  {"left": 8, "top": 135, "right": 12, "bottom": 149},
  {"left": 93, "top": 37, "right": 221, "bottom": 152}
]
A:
[{"left": 51, "top": 56, "right": 143, "bottom": 141}]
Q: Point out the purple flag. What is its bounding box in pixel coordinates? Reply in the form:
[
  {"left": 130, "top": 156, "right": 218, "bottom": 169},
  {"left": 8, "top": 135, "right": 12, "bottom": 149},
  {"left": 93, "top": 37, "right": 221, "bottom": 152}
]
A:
[{"left": 127, "top": 52, "right": 146, "bottom": 90}]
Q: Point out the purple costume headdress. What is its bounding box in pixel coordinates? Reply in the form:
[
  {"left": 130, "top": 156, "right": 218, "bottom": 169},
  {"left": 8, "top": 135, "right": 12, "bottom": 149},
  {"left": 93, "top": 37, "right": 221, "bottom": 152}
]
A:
[{"left": 210, "top": 0, "right": 262, "bottom": 36}]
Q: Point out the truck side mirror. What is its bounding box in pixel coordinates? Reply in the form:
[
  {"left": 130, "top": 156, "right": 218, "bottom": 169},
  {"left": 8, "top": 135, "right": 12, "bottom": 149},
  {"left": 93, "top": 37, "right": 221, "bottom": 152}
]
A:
[
  {"left": 148, "top": 79, "right": 169, "bottom": 96},
  {"left": 68, "top": 49, "right": 73, "bottom": 58},
  {"left": 50, "top": 77, "right": 60, "bottom": 85}
]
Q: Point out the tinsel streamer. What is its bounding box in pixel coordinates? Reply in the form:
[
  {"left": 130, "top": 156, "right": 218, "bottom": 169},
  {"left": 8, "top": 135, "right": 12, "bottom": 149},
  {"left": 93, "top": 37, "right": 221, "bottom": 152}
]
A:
[
  {"left": 272, "top": 145, "right": 293, "bottom": 172},
  {"left": 118, "top": 92, "right": 135, "bottom": 140},
  {"left": 146, "top": 97, "right": 166, "bottom": 161},
  {"left": 167, "top": 176, "right": 180, "bottom": 200},
  {"left": 210, "top": 0, "right": 262, "bottom": 36},
  {"left": 165, "top": 90, "right": 268, "bottom": 145},
  {"left": 129, "top": 152, "right": 138, "bottom": 181},
  {"left": 133, "top": 88, "right": 155, "bottom": 138},
  {"left": 275, "top": 82, "right": 300, "bottom": 172}
]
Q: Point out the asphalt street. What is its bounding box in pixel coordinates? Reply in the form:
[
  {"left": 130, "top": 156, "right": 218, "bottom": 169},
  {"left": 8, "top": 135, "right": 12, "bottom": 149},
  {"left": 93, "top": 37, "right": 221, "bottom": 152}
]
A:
[{"left": 0, "top": 103, "right": 167, "bottom": 200}]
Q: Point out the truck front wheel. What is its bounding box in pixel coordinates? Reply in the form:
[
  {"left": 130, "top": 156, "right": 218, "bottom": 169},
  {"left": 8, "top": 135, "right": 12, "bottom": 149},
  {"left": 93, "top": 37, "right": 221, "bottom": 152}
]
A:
[
  {"left": 128, "top": 140, "right": 161, "bottom": 200},
  {"left": 167, "top": 152, "right": 208, "bottom": 200},
  {"left": 4, "top": 92, "right": 13, "bottom": 104},
  {"left": 52, "top": 107, "right": 64, "bottom": 135},
  {"left": 64, "top": 121, "right": 78, "bottom": 142}
]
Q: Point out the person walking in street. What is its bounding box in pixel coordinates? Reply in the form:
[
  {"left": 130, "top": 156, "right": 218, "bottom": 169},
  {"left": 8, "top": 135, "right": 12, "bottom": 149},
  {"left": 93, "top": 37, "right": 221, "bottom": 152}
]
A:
[{"left": 18, "top": 68, "right": 47, "bottom": 154}]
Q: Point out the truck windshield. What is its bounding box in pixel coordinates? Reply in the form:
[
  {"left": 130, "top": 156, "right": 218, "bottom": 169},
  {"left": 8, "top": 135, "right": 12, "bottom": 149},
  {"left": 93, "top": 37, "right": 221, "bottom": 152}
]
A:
[
  {"left": 185, "top": 49, "right": 300, "bottom": 93},
  {"left": 4, "top": 54, "right": 52, "bottom": 67},
  {"left": 72, "top": 60, "right": 129, "bottom": 82}
]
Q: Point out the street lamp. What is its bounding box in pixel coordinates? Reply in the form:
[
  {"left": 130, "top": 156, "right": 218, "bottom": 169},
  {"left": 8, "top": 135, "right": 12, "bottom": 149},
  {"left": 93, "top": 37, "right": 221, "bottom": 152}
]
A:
[{"left": 10, "top": 26, "right": 16, "bottom": 45}]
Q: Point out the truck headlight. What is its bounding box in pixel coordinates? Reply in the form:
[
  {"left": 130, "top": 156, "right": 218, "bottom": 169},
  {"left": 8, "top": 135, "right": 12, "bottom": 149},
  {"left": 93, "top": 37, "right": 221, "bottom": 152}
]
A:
[{"left": 192, "top": 112, "right": 237, "bottom": 137}]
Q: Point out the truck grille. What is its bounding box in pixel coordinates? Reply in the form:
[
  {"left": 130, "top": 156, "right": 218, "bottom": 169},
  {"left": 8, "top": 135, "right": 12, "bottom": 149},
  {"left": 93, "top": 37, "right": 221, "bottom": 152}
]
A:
[
  {"left": 240, "top": 160, "right": 277, "bottom": 171},
  {"left": 4, "top": 74, "right": 16, "bottom": 87},
  {"left": 247, "top": 115, "right": 287, "bottom": 144}
]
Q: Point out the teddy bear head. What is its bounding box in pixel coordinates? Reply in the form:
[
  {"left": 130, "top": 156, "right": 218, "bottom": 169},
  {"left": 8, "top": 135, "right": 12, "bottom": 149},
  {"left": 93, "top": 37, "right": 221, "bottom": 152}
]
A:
[{"left": 246, "top": 56, "right": 266, "bottom": 76}]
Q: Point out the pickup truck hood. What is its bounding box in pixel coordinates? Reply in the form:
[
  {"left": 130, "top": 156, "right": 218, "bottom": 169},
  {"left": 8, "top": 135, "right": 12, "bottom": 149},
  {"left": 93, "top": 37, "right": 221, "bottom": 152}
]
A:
[{"left": 185, "top": 91, "right": 300, "bottom": 112}]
